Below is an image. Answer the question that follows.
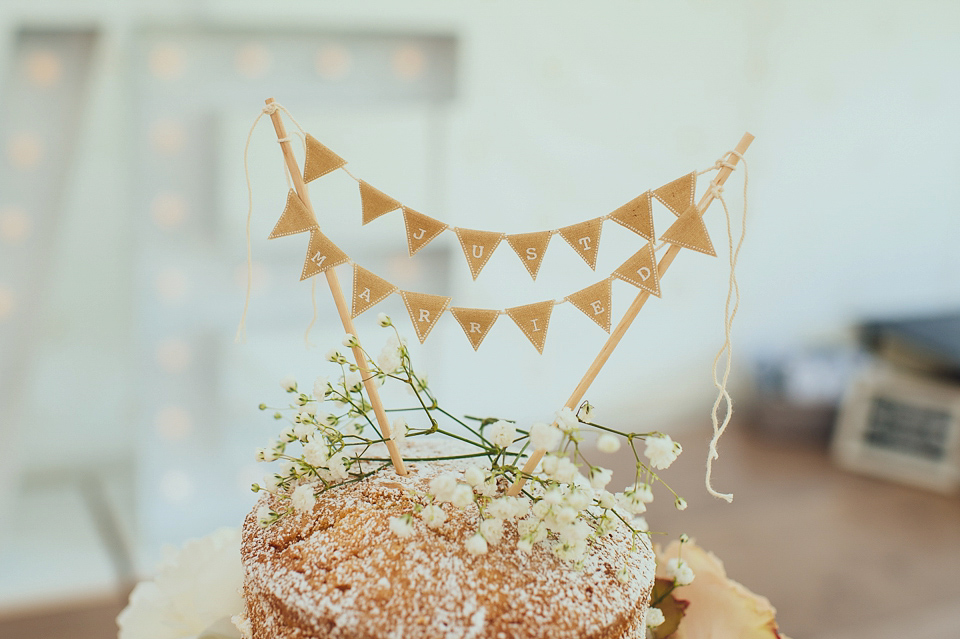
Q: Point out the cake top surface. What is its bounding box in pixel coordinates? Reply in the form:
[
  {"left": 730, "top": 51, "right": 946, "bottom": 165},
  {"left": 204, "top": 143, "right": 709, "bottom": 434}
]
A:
[{"left": 241, "top": 456, "right": 656, "bottom": 639}]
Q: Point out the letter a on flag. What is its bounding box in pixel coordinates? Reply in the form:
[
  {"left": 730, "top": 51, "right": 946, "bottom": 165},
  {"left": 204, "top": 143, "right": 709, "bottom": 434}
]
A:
[{"left": 351, "top": 264, "right": 396, "bottom": 318}]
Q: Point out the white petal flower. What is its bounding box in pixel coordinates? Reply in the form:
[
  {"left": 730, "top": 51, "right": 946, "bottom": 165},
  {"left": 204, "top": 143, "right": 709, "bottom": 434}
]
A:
[
  {"left": 342, "top": 333, "right": 359, "bottom": 348},
  {"left": 291, "top": 484, "right": 316, "bottom": 513},
  {"left": 343, "top": 372, "right": 363, "bottom": 393},
  {"left": 312, "top": 376, "right": 329, "bottom": 399},
  {"left": 579, "top": 402, "right": 595, "bottom": 421},
  {"left": 644, "top": 434, "right": 681, "bottom": 470},
  {"left": 540, "top": 454, "right": 558, "bottom": 477},
  {"left": 646, "top": 607, "right": 665, "bottom": 628},
  {"left": 589, "top": 467, "right": 613, "bottom": 490},
  {"left": 325, "top": 348, "right": 342, "bottom": 363},
  {"left": 555, "top": 407, "right": 579, "bottom": 434},
  {"left": 529, "top": 422, "right": 562, "bottom": 451},
  {"left": 117, "top": 528, "right": 244, "bottom": 639},
  {"left": 303, "top": 442, "right": 329, "bottom": 467},
  {"left": 255, "top": 447, "right": 276, "bottom": 462},
  {"left": 566, "top": 488, "right": 591, "bottom": 511},
  {"left": 450, "top": 484, "right": 474, "bottom": 509},
  {"left": 293, "top": 422, "right": 313, "bottom": 440},
  {"left": 389, "top": 515, "right": 414, "bottom": 538},
  {"left": 631, "top": 516, "right": 649, "bottom": 531},
  {"left": 551, "top": 457, "right": 577, "bottom": 484},
  {"left": 596, "top": 433, "right": 621, "bottom": 454},
  {"left": 489, "top": 420, "right": 516, "bottom": 449},
  {"left": 463, "top": 465, "right": 485, "bottom": 487},
  {"left": 464, "top": 533, "right": 488, "bottom": 555},
  {"left": 666, "top": 557, "right": 695, "bottom": 585},
  {"left": 675, "top": 497, "right": 688, "bottom": 511},
  {"left": 419, "top": 504, "right": 447, "bottom": 528},
  {"left": 377, "top": 313, "right": 392, "bottom": 327},
  {"left": 487, "top": 497, "right": 518, "bottom": 520},
  {"left": 479, "top": 518, "right": 504, "bottom": 545},
  {"left": 280, "top": 376, "right": 297, "bottom": 392},
  {"left": 327, "top": 452, "right": 349, "bottom": 481},
  {"left": 517, "top": 538, "right": 533, "bottom": 553},
  {"left": 429, "top": 474, "right": 458, "bottom": 502},
  {"left": 256, "top": 505, "right": 272, "bottom": 527}
]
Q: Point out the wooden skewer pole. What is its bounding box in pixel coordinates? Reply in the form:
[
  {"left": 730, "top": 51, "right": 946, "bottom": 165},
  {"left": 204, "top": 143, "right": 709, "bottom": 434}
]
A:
[
  {"left": 507, "top": 132, "right": 754, "bottom": 496},
  {"left": 264, "top": 98, "right": 407, "bottom": 476}
]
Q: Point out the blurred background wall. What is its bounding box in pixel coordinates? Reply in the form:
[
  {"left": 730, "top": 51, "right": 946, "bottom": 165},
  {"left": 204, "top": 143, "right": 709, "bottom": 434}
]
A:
[{"left": 0, "top": 0, "right": 958, "bottom": 630}]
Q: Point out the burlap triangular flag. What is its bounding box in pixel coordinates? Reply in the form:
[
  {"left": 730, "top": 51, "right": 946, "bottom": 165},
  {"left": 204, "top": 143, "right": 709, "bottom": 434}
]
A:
[
  {"left": 450, "top": 307, "right": 500, "bottom": 350},
  {"left": 301, "top": 229, "right": 350, "bottom": 280},
  {"left": 402, "top": 207, "right": 447, "bottom": 256},
  {"left": 400, "top": 290, "right": 451, "bottom": 343},
  {"left": 268, "top": 189, "right": 317, "bottom": 239},
  {"left": 653, "top": 172, "right": 696, "bottom": 216},
  {"left": 455, "top": 228, "right": 503, "bottom": 280},
  {"left": 506, "top": 300, "right": 554, "bottom": 354},
  {"left": 303, "top": 134, "right": 346, "bottom": 183},
  {"left": 609, "top": 191, "right": 654, "bottom": 241},
  {"left": 506, "top": 231, "right": 552, "bottom": 280},
  {"left": 567, "top": 279, "right": 613, "bottom": 332},
  {"left": 358, "top": 181, "right": 401, "bottom": 225},
  {"left": 613, "top": 242, "right": 661, "bottom": 296},
  {"left": 558, "top": 218, "right": 604, "bottom": 270},
  {"left": 351, "top": 264, "right": 397, "bottom": 318},
  {"left": 660, "top": 204, "right": 716, "bottom": 257}
]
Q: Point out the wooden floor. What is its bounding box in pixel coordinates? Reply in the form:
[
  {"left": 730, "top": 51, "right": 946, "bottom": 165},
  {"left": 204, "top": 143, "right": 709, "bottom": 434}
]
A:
[{"left": 2, "top": 427, "right": 959, "bottom": 639}]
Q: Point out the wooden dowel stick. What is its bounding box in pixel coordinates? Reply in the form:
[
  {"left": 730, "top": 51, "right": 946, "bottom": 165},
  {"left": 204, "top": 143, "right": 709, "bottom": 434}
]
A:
[
  {"left": 264, "top": 98, "right": 407, "bottom": 476},
  {"left": 507, "top": 132, "right": 754, "bottom": 495}
]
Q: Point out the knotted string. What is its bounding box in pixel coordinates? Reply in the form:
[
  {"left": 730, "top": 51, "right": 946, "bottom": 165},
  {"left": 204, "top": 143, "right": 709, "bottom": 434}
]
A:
[{"left": 704, "top": 150, "right": 748, "bottom": 502}]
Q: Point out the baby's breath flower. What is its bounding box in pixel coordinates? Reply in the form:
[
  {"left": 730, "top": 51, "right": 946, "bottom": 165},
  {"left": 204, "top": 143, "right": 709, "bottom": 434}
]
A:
[
  {"left": 479, "top": 518, "right": 504, "bottom": 545},
  {"left": 389, "top": 514, "right": 415, "bottom": 539},
  {"left": 419, "top": 504, "right": 447, "bottom": 528},
  {"left": 343, "top": 372, "right": 363, "bottom": 393},
  {"left": 325, "top": 349, "right": 344, "bottom": 364},
  {"left": 596, "top": 433, "right": 621, "bottom": 454},
  {"left": 463, "top": 465, "right": 485, "bottom": 487},
  {"left": 666, "top": 557, "right": 695, "bottom": 586},
  {"left": 644, "top": 434, "right": 681, "bottom": 470},
  {"left": 566, "top": 488, "right": 591, "bottom": 511},
  {"left": 645, "top": 607, "right": 665, "bottom": 628},
  {"left": 615, "top": 564, "right": 632, "bottom": 583},
  {"left": 675, "top": 497, "right": 688, "bottom": 511},
  {"left": 312, "top": 376, "right": 329, "bottom": 399},
  {"left": 489, "top": 420, "right": 516, "bottom": 449},
  {"left": 255, "top": 447, "right": 277, "bottom": 462},
  {"left": 517, "top": 538, "right": 533, "bottom": 553},
  {"left": 262, "top": 474, "right": 281, "bottom": 494},
  {"left": 280, "top": 376, "right": 297, "bottom": 392},
  {"left": 377, "top": 344, "right": 402, "bottom": 374},
  {"left": 303, "top": 442, "right": 329, "bottom": 467},
  {"left": 546, "top": 456, "right": 577, "bottom": 484},
  {"left": 256, "top": 505, "right": 274, "bottom": 528},
  {"left": 589, "top": 466, "right": 613, "bottom": 490},
  {"left": 291, "top": 484, "right": 316, "bottom": 513},
  {"left": 342, "top": 333, "right": 359, "bottom": 348},
  {"left": 631, "top": 516, "right": 649, "bottom": 531},
  {"left": 293, "top": 422, "right": 313, "bottom": 441},
  {"left": 464, "top": 532, "right": 488, "bottom": 555},
  {"left": 429, "top": 474, "right": 457, "bottom": 502},
  {"left": 391, "top": 417, "right": 408, "bottom": 448},
  {"left": 450, "top": 484, "right": 474, "bottom": 509},
  {"left": 377, "top": 313, "right": 392, "bottom": 327},
  {"left": 596, "top": 490, "right": 616, "bottom": 509},
  {"left": 555, "top": 407, "right": 579, "bottom": 434},
  {"left": 329, "top": 452, "right": 350, "bottom": 480},
  {"left": 529, "top": 422, "right": 562, "bottom": 451},
  {"left": 579, "top": 401, "right": 595, "bottom": 421}
]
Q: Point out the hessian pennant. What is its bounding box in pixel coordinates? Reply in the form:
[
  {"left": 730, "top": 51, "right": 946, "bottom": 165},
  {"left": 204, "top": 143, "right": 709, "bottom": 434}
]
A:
[
  {"left": 567, "top": 279, "right": 613, "bottom": 333},
  {"left": 303, "top": 134, "right": 347, "bottom": 183},
  {"left": 609, "top": 192, "right": 654, "bottom": 241},
  {"left": 455, "top": 228, "right": 504, "bottom": 280},
  {"left": 358, "top": 181, "right": 401, "bottom": 225},
  {"left": 506, "top": 231, "right": 552, "bottom": 280},
  {"left": 269, "top": 189, "right": 317, "bottom": 239},
  {"left": 558, "top": 218, "right": 604, "bottom": 270},
  {"left": 403, "top": 207, "right": 447, "bottom": 256},
  {"left": 351, "top": 264, "right": 397, "bottom": 318},
  {"left": 450, "top": 307, "right": 500, "bottom": 350},
  {"left": 301, "top": 229, "right": 350, "bottom": 280},
  {"left": 400, "top": 290, "right": 451, "bottom": 343},
  {"left": 613, "top": 242, "right": 661, "bottom": 296},
  {"left": 653, "top": 172, "right": 696, "bottom": 216},
  {"left": 660, "top": 204, "right": 716, "bottom": 257},
  {"left": 506, "top": 300, "right": 554, "bottom": 354}
]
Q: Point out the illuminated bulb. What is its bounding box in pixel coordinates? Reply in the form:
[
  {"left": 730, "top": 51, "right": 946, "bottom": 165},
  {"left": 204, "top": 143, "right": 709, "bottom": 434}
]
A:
[
  {"left": 156, "top": 338, "right": 192, "bottom": 373},
  {"left": 392, "top": 44, "right": 426, "bottom": 80},
  {"left": 24, "top": 49, "right": 62, "bottom": 88},
  {"left": 149, "top": 119, "right": 186, "bottom": 155},
  {"left": 150, "top": 192, "right": 188, "bottom": 229},
  {"left": 148, "top": 43, "right": 185, "bottom": 80},
  {"left": 155, "top": 406, "right": 193, "bottom": 441},
  {"left": 236, "top": 43, "right": 271, "bottom": 79},
  {"left": 233, "top": 261, "right": 270, "bottom": 294},
  {"left": 315, "top": 44, "right": 351, "bottom": 80},
  {"left": 155, "top": 267, "right": 189, "bottom": 304},
  {"left": 0, "top": 206, "right": 32, "bottom": 243},
  {"left": 7, "top": 133, "right": 43, "bottom": 168}
]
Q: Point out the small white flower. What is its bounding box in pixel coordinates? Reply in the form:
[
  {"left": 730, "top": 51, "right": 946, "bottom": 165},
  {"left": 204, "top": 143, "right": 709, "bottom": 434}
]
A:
[
  {"left": 616, "top": 563, "right": 632, "bottom": 583},
  {"left": 256, "top": 505, "right": 273, "bottom": 527},
  {"left": 290, "top": 484, "right": 316, "bottom": 513},
  {"left": 550, "top": 457, "right": 577, "bottom": 484},
  {"left": 489, "top": 420, "right": 516, "bottom": 449},
  {"left": 488, "top": 497, "right": 520, "bottom": 520},
  {"left": 325, "top": 348, "right": 340, "bottom": 363},
  {"left": 529, "top": 422, "right": 562, "bottom": 451},
  {"left": 280, "top": 376, "right": 297, "bottom": 392},
  {"left": 540, "top": 454, "right": 558, "bottom": 477},
  {"left": 262, "top": 474, "right": 281, "bottom": 494},
  {"left": 589, "top": 467, "right": 613, "bottom": 490},
  {"left": 391, "top": 418, "right": 408, "bottom": 448},
  {"left": 566, "top": 488, "right": 591, "bottom": 511},
  {"left": 450, "top": 484, "right": 474, "bottom": 509},
  {"left": 343, "top": 372, "right": 363, "bottom": 393},
  {"left": 255, "top": 447, "right": 277, "bottom": 462},
  {"left": 675, "top": 497, "right": 688, "bottom": 511},
  {"left": 544, "top": 488, "right": 564, "bottom": 506},
  {"left": 517, "top": 538, "right": 533, "bottom": 553},
  {"left": 646, "top": 607, "right": 665, "bottom": 628},
  {"left": 389, "top": 515, "right": 414, "bottom": 539},
  {"left": 327, "top": 452, "right": 349, "bottom": 480},
  {"left": 644, "top": 434, "right": 681, "bottom": 470},
  {"left": 479, "top": 518, "right": 504, "bottom": 545},
  {"left": 303, "top": 442, "right": 329, "bottom": 467},
  {"left": 377, "top": 345, "right": 402, "bottom": 373},
  {"left": 596, "top": 490, "right": 616, "bottom": 509},
  {"left": 419, "top": 504, "right": 447, "bottom": 528},
  {"left": 579, "top": 401, "right": 595, "bottom": 421},
  {"left": 596, "top": 433, "right": 621, "bottom": 454},
  {"left": 293, "top": 421, "right": 313, "bottom": 440},
  {"left": 377, "top": 313, "right": 392, "bottom": 327},
  {"left": 342, "top": 333, "right": 359, "bottom": 348},
  {"left": 464, "top": 533, "right": 488, "bottom": 555},
  {"left": 429, "top": 474, "right": 458, "bottom": 502},
  {"left": 666, "top": 557, "right": 695, "bottom": 586},
  {"left": 464, "top": 465, "right": 485, "bottom": 487},
  {"left": 555, "top": 407, "right": 579, "bottom": 433},
  {"left": 312, "top": 376, "right": 329, "bottom": 399},
  {"left": 631, "top": 516, "right": 648, "bottom": 531}
]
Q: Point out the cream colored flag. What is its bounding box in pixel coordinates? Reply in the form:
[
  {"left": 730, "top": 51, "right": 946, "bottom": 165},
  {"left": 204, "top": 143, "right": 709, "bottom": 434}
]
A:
[
  {"left": 402, "top": 207, "right": 448, "bottom": 256},
  {"left": 609, "top": 191, "right": 654, "bottom": 241},
  {"left": 506, "top": 300, "right": 554, "bottom": 354},
  {"left": 567, "top": 279, "right": 613, "bottom": 332},
  {"left": 455, "top": 228, "right": 504, "bottom": 280},
  {"left": 303, "top": 134, "right": 346, "bottom": 183},
  {"left": 505, "top": 231, "right": 552, "bottom": 280},
  {"left": 450, "top": 307, "right": 500, "bottom": 350},
  {"left": 558, "top": 218, "right": 604, "bottom": 270},
  {"left": 268, "top": 189, "right": 317, "bottom": 239},
  {"left": 351, "top": 264, "right": 397, "bottom": 318},
  {"left": 613, "top": 242, "right": 661, "bottom": 296},
  {"left": 653, "top": 172, "right": 696, "bottom": 216},
  {"left": 301, "top": 229, "right": 350, "bottom": 280},
  {"left": 358, "top": 181, "right": 401, "bottom": 225},
  {"left": 400, "top": 290, "right": 452, "bottom": 343},
  {"left": 660, "top": 204, "right": 716, "bottom": 257}
]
